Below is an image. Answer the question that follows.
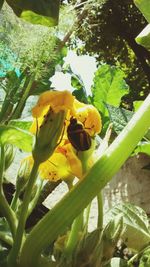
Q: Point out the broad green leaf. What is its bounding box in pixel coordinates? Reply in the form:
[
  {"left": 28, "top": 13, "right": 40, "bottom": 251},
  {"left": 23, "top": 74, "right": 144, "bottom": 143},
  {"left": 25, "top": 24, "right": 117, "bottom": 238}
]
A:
[
  {"left": 4, "top": 0, "right": 60, "bottom": 27},
  {"left": 134, "top": 141, "right": 150, "bottom": 156},
  {"left": 9, "top": 119, "right": 32, "bottom": 131},
  {"left": 134, "top": 0, "right": 150, "bottom": 23},
  {"left": 105, "top": 104, "right": 133, "bottom": 134},
  {"left": 91, "top": 65, "right": 129, "bottom": 116},
  {"left": 136, "top": 24, "right": 150, "bottom": 50},
  {"left": 104, "top": 203, "right": 150, "bottom": 251},
  {"left": 0, "top": 125, "right": 33, "bottom": 152}
]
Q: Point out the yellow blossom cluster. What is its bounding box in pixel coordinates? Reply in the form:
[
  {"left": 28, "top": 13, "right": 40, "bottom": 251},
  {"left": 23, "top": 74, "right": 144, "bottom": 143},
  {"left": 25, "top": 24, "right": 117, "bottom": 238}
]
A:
[{"left": 26, "top": 90, "right": 102, "bottom": 182}]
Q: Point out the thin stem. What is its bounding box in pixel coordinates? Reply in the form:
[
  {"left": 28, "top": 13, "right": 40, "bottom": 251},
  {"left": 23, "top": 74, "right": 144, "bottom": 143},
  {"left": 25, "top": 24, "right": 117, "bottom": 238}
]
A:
[
  {"left": 97, "top": 192, "right": 103, "bottom": 229},
  {"left": 0, "top": 145, "right": 17, "bottom": 238},
  {"left": 8, "top": 160, "right": 40, "bottom": 267},
  {"left": 64, "top": 212, "right": 84, "bottom": 257},
  {"left": 10, "top": 74, "right": 35, "bottom": 120},
  {"left": 84, "top": 202, "right": 92, "bottom": 233},
  {"left": 127, "top": 245, "right": 150, "bottom": 266},
  {"left": 11, "top": 189, "right": 20, "bottom": 211},
  {"left": 20, "top": 94, "right": 150, "bottom": 267}
]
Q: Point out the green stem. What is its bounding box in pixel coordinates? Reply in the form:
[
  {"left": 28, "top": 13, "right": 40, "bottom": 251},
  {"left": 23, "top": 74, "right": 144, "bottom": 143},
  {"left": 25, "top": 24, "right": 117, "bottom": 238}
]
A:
[
  {"left": 8, "top": 160, "right": 40, "bottom": 267},
  {"left": 20, "top": 94, "right": 150, "bottom": 267},
  {"left": 64, "top": 212, "right": 84, "bottom": 258},
  {"left": 84, "top": 203, "right": 92, "bottom": 233},
  {"left": 11, "top": 189, "right": 20, "bottom": 211},
  {"left": 0, "top": 231, "right": 13, "bottom": 246},
  {"left": 127, "top": 245, "right": 150, "bottom": 266},
  {"left": 10, "top": 75, "right": 35, "bottom": 120},
  {"left": 0, "top": 145, "right": 17, "bottom": 238},
  {"left": 97, "top": 192, "right": 103, "bottom": 229}
]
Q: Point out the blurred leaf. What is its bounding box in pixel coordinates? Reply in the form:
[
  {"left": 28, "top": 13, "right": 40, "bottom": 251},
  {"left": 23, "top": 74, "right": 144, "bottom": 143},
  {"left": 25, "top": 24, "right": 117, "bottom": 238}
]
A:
[
  {"left": 0, "top": 125, "right": 33, "bottom": 152},
  {"left": 136, "top": 24, "right": 150, "bottom": 50},
  {"left": 9, "top": 119, "right": 32, "bottom": 131},
  {"left": 0, "top": 0, "right": 4, "bottom": 10},
  {"left": 139, "top": 247, "right": 150, "bottom": 267},
  {"left": 134, "top": 141, "right": 150, "bottom": 156},
  {"left": 105, "top": 104, "right": 133, "bottom": 134},
  {"left": 134, "top": 0, "right": 150, "bottom": 23},
  {"left": 4, "top": 0, "right": 60, "bottom": 26},
  {"left": 133, "top": 100, "right": 143, "bottom": 111},
  {"left": 104, "top": 203, "right": 150, "bottom": 251},
  {"left": 91, "top": 65, "right": 129, "bottom": 116}
]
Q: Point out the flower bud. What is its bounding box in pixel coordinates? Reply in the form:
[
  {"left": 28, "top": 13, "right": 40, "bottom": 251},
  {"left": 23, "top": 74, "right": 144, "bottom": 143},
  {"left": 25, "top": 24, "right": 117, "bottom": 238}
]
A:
[
  {"left": 32, "top": 109, "right": 66, "bottom": 163},
  {"left": 16, "top": 157, "right": 32, "bottom": 194},
  {"left": 4, "top": 144, "right": 15, "bottom": 171}
]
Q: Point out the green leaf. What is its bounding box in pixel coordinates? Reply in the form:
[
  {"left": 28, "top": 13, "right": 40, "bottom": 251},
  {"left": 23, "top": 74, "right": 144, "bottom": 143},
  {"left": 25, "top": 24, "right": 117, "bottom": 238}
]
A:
[
  {"left": 136, "top": 24, "right": 150, "bottom": 50},
  {"left": 5, "top": 0, "right": 60, "bottom": 26},
  {"left": 0, "top": 125, "right": 33, "bottom": 152},
  {"left": 71, "top": 74, "right": 88, "bottom": 104},
  {"left": 21, "top": 11, "right": 57, "bottom": 27},
  {"left": 133, "top": 100, "right": 143, "bottom": 111},
  {"left": 139, "top": 247, "right": 150, "bottom": 267},
  {"left": 134, "top": 141, "right": 150, "bottom": 156},
  {"left": 104, "top": 203, "right": 150, "bottom": 251},
  {"left": 134, "top": 0, "right": 150, "bottom": 23},
  {"left": 9, "top": 119, "right": 32, "bottom": 131},
  {"left": 91, "top": 65, "right": 129, "bottom": 116},
  {"left": 0, "top": 0, "right": 4, "bottom": 10},
  {"left": 105, "top": 104, "right": 133, "bottom": 134}
]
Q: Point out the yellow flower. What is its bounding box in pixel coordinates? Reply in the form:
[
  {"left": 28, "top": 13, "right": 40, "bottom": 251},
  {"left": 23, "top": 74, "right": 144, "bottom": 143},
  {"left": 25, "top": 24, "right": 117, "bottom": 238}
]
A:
[
  {"left": 29, "top": 90, "right": 102, "bottom": 181},
  {"left": 32, "top": 90, "right": 75, "bottom": 117},
  {"left": 31, "top": 91, "right": 74, "bottom": 163}
]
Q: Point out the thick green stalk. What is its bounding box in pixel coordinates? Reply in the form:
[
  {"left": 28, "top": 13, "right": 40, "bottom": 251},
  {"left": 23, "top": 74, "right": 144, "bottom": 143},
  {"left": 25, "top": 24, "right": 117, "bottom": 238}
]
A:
[
  {"left": 8, "top": 160, "right": 40, "bottom": 267},
  {"left": 0, "top": 145, "right": 17, "bottom": 238},
  {"left": 20, "top": 94, "right": 150, "bottom": 267}
]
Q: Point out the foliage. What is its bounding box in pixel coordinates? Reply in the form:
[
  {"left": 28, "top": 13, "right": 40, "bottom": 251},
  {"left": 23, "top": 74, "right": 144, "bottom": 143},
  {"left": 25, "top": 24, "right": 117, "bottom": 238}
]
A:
[
  {"left": 74, "top": 0, "right": 150, "bottom": 107},
  {"left": 0, "top": 1, "right": 149, "bottom": 267},
  {"left": 0, "top": 0, "right": 60, "bottom": 27}
]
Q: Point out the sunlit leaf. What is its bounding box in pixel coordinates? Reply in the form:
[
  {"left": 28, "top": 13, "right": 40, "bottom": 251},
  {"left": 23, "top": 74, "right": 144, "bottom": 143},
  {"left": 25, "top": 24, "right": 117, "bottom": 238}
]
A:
[
  {"left": 91, "top": 65, "right": 129, "bottom": 116},
  {"left": 136, "top": 24, "right": 150, "bottom": 50},
  {"left": 104, "top": 203, "right": 150, "bottom": 251},
  {"left": 0, "top": 125, "right": 33, "bottom": 152},
  {"left": 134, "top": 141, "right": 150, "bottom": 156},
  {"left": 21, "top": 11, "right": 57, "bottom": 27},
  {"left": 134, "top": 0, "right": 150, "bottom": 23},
  {"left": 9, "top": 119, "right": 32, "bottom": 131},
  {"left": 133, "top": 100, "right": 143, "bottom": 111},
  {"left": 4, "top": 0, "right": 60, "bottom": 26}
]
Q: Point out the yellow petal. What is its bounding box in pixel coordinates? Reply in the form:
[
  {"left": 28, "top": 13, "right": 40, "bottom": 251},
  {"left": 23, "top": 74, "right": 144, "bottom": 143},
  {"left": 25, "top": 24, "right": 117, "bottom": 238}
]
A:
[
  {"left": 39, "top": 152, "right": 72, "bottom": 182},
  {"left": 59, "top": 143, "right": 83, "bottom": 179},
  {"left": 73, "top": 101, "right": 102, "bottom": 136},
  {"left": 32, "top": 90, "right": 74, "bottom": 117}
]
